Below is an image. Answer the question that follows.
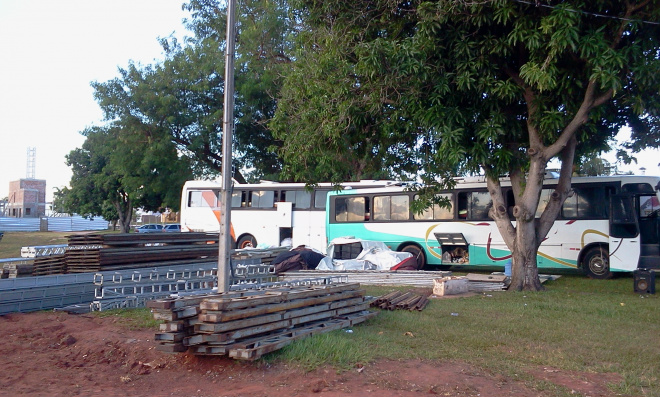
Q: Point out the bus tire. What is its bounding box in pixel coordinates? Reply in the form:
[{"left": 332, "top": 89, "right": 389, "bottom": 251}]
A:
[
  {"left": 400, "top": 244, "right": 426, "bottom": 270},
  {"left": 237, "top": 235, "right": 257, "bottom": 249},
  {"left": 582, "top": 246, "right": 613, "bottom": 279}
]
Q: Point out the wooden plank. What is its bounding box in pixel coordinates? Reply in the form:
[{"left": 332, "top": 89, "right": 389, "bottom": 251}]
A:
[
  {"left": 195, "top": 318, "right": 292, "bottom": 338},
  {"left": 200, "top": 289, "right": 364, "bottom": 322},
  {"left": 200, "top": 292, "right": 287, "bottom": 311},
  {"left": 155, "top": 343, "right": 187, "bottom": 353},
  {"left": 185, "top": 333, "right": 234, "bottom": 346},
  {"left": 198, "top": 311, "right": 284, "bottom": 330},
  {"left": 159, "top": 321, "right": 185, "bottom": 332},
  {"left": 151, "top": 306, "right": 200, "bottom": 321},
  {"left": 200, "top": 283, "right": 361, "bottom": 311},
  {"left": 155, "top": 332, "right": 186, "bottom": 342}
]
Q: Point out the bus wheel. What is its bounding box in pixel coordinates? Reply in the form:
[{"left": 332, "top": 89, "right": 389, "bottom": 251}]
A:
[
  {"left": 583, "top": 247, "right": 613, "bottom": 279},
  {"left": 237, "top": 235, "right": 257, "bottom": 249},
  {"left": 400, "top": 245, "right": 426, "bottom": 270}
]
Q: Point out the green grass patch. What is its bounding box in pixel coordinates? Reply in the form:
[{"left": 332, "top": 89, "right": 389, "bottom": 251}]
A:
[
  {"left": 268, "top": 276, "right": 659, "bottom": 397},
  {"left": 93, "top": 307, "right": 161, "bottom": 330},
  {"left": 0, "top": 231, "right": 72, "bottom": 259}
]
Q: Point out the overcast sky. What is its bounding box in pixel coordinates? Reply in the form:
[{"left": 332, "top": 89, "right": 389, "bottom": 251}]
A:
[
  {"left": 0, "top": 0, "right": 189, "bottom": 201},
  {"left": 0, "top": 1, "right": 658, "bottom": 204}
]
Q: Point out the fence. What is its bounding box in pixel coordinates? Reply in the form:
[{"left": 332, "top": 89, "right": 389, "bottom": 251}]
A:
[{"left": 0, "top": 216, "right": 109, "bottom": 232}]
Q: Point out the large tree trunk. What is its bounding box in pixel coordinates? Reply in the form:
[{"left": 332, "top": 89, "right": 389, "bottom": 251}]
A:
[
  {"left": 510, "top": 219, "right": 543, "bottom": 291},
  {"left": 114, "top": 193, "right": 133, "bottom": 233}
]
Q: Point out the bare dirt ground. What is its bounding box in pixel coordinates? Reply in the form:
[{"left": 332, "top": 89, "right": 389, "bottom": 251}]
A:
[{"left": 0, "top": 311, "right": 622, "bottom": 397}]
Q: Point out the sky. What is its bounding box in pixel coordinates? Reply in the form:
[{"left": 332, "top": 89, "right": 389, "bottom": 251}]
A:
[
  {"left": 0, "top": 1, "right": 658, "bottom": 204},
  {"left": 0, "top": 0, "right": 189, "bottom": 202}
]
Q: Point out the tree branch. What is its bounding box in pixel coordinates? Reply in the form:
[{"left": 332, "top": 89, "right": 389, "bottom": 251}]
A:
[
  {"left": 537, "top": 135, "right": 576, "bottom": 241},
  {"left": 544, "top": 81, "right": 613, "bottom": 159}
]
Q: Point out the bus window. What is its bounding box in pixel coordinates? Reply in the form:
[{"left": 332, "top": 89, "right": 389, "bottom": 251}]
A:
[
  {"left": 314, "top": 190, "right": 329, "bottom": 210},
  {"left": 284, "top": 190, "right": 311, "bottom": 209},
  {"left": 335, "top": 196, "right": 368, "bottom": 222},
  {"left": 577, "top": 187, "right": 605, "bottom": 218},
  {"left": 562, "top": 191, "right": 578, "bottom": 218},
  {"left": 189, "top": 190, "right": 219, "bottom": 207},
  {"left": 458, "top": 191, "right": 492, "bottom": 220},
  {"left": 373, "top": 196, "right": 390, "bottom": 220},
  {"left": 414, "top": 194, "right": 453, "bottom": 220},
  {"left": 373, "top": 195, "right": 410, "bottom": 221},
  {"left": 231, "top": 191, "right": 242, "bottom": 208},
  {"left": 562, "top": 187, "right": 606, "bottom": 219},
  {"left": 536, "top": 189, "right": 553, "bottom": 217},
  {"left": 639, "top": 195, "right": 660, "bottom": 217},
  {"left": 391, "top": 195, "right": 410, "bottom": 220},
  {"left": 251, "top": 190, "right": 275, "bottom": 208},
  {"left": 188, "top": 191, "right": 203, "bottom": 207}
]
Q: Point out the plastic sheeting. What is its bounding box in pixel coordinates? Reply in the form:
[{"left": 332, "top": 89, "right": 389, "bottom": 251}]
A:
[{"left": 318, "top": 237, "right": 412, "bottom": 271}]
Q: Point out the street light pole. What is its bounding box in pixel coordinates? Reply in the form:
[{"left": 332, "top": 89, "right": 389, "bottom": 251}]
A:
[{"left": 218, "top": 0, "right": 237, "bottom": 293}]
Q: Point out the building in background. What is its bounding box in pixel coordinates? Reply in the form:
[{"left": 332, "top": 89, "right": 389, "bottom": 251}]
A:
[{"left": 6, "top": 179, "right": 47, "bottom": 218}]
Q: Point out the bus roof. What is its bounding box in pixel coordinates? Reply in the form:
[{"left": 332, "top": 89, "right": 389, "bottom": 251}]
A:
[
  {"left": 183, "top": 179, "right": 402, "bottom": 190},
  {"left": 328, "top": 174, "right": 660, "bottom": 195}
]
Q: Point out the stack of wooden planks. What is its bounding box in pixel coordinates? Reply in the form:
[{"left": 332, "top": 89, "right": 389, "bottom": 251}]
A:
[
  {"left": 32, "top": 255, "right": 65, "bottom": 276},
  {"left": 370, "top": 290, "right": 429, "bottom": 311},
  {"left": 1, "top": 260, "right": 35, "bottom": 278},
  {"left": 148, "top": 283, "right": 376, "bottom": 360}
]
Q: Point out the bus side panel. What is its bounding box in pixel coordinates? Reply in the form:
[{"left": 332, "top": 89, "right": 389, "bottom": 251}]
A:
[{"left": 231, "top": 210, "right": 281, "bottom": 247}]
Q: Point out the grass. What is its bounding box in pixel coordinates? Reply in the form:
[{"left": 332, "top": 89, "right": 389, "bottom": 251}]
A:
[
  {"left": 267, "top": 276, "right": 659, "bottom": 396},
  {"left": 0, "top": 231, "right": 72, "bottom": 259},
  {"left": 93, "top": 308, "right": 162, "bottom": 330}
]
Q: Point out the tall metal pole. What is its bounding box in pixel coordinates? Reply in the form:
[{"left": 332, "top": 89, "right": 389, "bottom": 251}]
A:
[{"left": 218, "top": 0, "right": 237, "bottom": 293}]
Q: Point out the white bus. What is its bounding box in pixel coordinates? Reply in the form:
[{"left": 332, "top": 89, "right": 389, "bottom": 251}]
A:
[
  {"left": 180, "top": 180, "right": 397, "bottom": 250},
  {"left": 326, "top": 175, "right": 660, "bottom": 278}
]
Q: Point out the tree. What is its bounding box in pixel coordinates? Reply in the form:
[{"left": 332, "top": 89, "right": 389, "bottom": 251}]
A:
[
  {"left": 91, "top": 0, "right": 298, "bottom": 182},
  {"left": 55, "top": 125, "right": 193, "bottom": 233},
  {"left": 273, "top": 0, "right": 660, "bottom": 290}
]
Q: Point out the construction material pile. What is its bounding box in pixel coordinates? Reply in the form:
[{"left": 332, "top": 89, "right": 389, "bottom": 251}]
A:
[
  {"left": 148, "top": 283, "right": 375, "bottom": 360},
  {"left": 26, "top": 233, "right": 285, "bottom": 276}
]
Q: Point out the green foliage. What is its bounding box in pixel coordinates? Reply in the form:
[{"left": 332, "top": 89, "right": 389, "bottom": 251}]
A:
[
  {"left": 57, "top": 125, "right": 192, "bottom": 232},
  {"left": 274, "top": 0, "right": 660, "bottom": 181},
  {"left": 87, "top": 0, "right": 298, "bottom": 183}
]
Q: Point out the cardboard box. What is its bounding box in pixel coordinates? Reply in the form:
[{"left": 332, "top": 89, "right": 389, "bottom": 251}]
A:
[{"left": 433, "top": 276, "right": 469, "bottom": 296}]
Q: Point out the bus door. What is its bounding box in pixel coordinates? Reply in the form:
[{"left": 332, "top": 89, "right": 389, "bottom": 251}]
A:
[
  {"left": 637, "top": 194, "right": 660, "bottom": 244},
  {"left": 609, "top": 194, "right": 640, "bottom": 271},
  {"left": 275, "top": 201, "right": 293, "bottom": 245}
]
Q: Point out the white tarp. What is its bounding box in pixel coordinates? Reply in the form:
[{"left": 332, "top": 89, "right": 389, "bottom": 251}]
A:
[{"left": 317, "top": 237, "right": 412, "bottom": 271}]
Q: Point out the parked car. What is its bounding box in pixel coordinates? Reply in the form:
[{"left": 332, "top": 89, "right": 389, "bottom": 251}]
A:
[
  {"left": 134, "top": 224, "right": 163, "bottom": 233},
  {"left": 162, "top": 224, "right": 181, "bottom": 233}
]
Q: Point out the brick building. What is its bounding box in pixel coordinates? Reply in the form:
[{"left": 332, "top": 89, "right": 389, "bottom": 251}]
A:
[{"left": 6, "top": 179, "right": 47, "bottom": 218}]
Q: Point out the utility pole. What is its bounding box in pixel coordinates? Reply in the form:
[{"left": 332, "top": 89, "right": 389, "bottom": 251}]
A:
[{"left": 218, "top": 0, "right": 237, "bottom": 293}]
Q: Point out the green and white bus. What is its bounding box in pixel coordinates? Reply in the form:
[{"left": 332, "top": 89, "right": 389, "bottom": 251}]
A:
[{"left": 326, "top": 175, "right": 660, "bottom": 278}]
